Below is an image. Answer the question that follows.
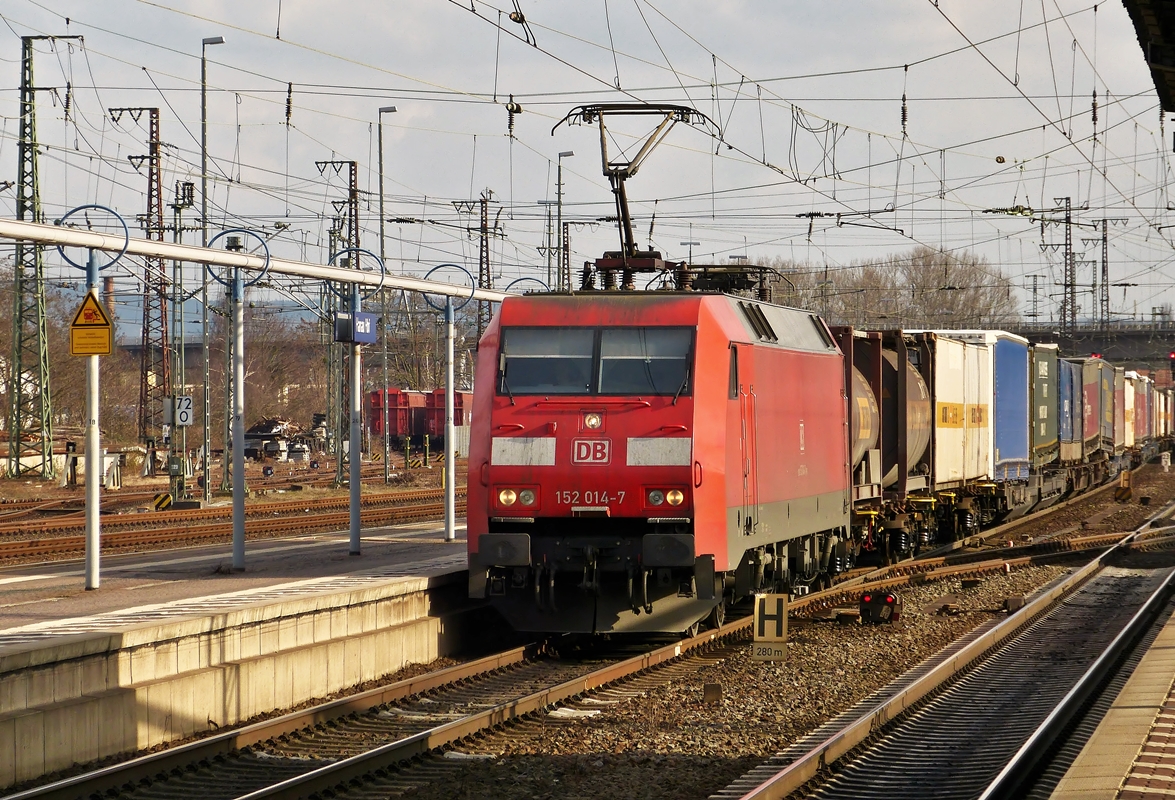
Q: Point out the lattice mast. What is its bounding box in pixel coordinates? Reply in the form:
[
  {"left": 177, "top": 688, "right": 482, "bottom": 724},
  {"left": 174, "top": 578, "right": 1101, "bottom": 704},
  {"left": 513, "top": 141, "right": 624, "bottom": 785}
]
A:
[
  {"left": 315, "top": 160, "right": 359, "bottom": 484},
  {"left": 6, "top": 36, "right": 77, "bottom": 478},
  {"left": 112, "top": 107, "right": 171, "bottom": 447},
  {"left": 1063, "top": 197, "right": 1076, "bottom": 333},
  {"left": 477, "top": 193, "right": 491, "bottom": 340},
  {"left": 323, "top": 221, "right": 341, "bottom": 462},
  {"left": 1047, "top": 197, "right": 1078, "bottom": 335},
  {"left": 1100, "top": 219, "right": 1110, "bottom": 328}
]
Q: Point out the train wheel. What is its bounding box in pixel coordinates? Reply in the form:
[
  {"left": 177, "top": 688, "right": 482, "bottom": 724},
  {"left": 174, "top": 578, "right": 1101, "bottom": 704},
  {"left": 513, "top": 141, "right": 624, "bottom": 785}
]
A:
[
  {"left": 707, "top": 600, "right": 726, "bottom": 630},
  {"left": 682, "top": 620, "right": 701, "bottom": 639}
]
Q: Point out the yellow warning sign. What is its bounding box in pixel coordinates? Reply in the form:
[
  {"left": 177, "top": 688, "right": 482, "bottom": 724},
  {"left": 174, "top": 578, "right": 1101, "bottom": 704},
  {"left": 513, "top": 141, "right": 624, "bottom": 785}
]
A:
[{"left": 69, "top": 292, "right": 113, "bottom": 357}]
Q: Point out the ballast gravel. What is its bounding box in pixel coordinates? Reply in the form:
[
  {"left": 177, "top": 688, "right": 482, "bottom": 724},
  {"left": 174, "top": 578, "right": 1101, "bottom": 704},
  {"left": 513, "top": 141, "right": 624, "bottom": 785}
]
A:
[
  {"left": 1014, "top": 464, "right": 1175, "bottom": 542},
  {"left": 394, "top": 563, "right": 1071, "bottom": 800}
]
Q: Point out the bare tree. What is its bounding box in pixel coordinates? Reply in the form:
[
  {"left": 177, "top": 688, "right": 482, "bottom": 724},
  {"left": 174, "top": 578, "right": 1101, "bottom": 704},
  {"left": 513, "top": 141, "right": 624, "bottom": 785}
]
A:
[{"left": 768, "top": 246, "right": 1019, "bottom": 329}]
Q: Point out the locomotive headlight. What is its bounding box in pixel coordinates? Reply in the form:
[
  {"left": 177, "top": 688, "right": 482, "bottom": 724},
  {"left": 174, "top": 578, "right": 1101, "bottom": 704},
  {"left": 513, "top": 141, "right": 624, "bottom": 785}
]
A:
[
  {"left": 519, "top": 489, "right": 536, "bottom": 506},
  {"left": 498, "top": 489, "right": 517, "bottom": 506},
  {"left": 584, "top": 412, "right": 603, "bottom": 429},
  {"left": 648, "top": 489, "right": 665, "bottom": 506},
  {"left": 666, "top": 489, "right": 684, "bottom": 506}
]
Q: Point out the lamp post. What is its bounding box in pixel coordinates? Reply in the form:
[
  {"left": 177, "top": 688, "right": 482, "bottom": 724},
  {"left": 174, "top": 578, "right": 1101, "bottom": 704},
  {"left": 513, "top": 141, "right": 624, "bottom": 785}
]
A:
[
  {"left": 557, "top": 150, "right": 574, "bottom": 291},
  {"left": 377, "top": 105, "right": 397, "bottom": 484},
  {"left": 200, "top": 34, "right": 224, "bottom": 504},
  {"left": 680, "top": 240, "right": 700, "bottom": 264}
]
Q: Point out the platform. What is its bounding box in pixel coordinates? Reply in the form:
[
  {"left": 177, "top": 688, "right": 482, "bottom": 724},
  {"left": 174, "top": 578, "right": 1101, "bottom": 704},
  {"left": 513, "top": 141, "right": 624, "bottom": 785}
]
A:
[
  {"left": 1051, "top": 599, "right": 1175, "bottom": 799},
  {"left": 0, "top": 518, "right": 480, "bottom": 791},
  {"left": 0, "top": 519, "right": 467, "bottom": 633}
]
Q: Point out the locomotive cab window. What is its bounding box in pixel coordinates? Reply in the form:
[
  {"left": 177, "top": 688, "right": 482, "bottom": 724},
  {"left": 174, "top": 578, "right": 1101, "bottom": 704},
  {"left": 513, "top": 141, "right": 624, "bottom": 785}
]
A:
[
  {"left": 498, "top": 327, "right": 594, "bottom": 395},
  {"left": 598, "top": 328, "right": 692, "bottom": 395},
  {"left": 498, "top": 326, "right": 693, "bottom": 396}
]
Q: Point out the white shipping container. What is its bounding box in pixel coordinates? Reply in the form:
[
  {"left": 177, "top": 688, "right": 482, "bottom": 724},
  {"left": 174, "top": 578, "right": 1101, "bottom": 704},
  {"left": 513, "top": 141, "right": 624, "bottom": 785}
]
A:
[
  {"left": 965, "top": 341, "right": 991, "bottom": 481},
  {"left": 928, "top": 336, "right": 992, "bottom": 487}
]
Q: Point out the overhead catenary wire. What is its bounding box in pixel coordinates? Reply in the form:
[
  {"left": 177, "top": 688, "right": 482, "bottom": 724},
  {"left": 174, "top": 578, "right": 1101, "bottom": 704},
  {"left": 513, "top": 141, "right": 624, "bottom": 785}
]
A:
[{"left": 3, "top": 0, "right": 1173, "bottom": 313}]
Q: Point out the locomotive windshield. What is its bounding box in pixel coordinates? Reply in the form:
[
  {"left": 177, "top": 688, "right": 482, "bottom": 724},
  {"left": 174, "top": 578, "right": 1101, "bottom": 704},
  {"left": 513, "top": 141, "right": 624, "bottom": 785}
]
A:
[{"left": 499, "top": 326, "right": 693, "bottom": 396}]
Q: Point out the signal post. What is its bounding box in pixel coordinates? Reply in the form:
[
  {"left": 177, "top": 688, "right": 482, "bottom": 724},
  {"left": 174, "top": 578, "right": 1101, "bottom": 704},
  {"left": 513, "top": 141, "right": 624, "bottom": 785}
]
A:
[{"left": 59, "top": 205, "right": 129, "bottom": 590}]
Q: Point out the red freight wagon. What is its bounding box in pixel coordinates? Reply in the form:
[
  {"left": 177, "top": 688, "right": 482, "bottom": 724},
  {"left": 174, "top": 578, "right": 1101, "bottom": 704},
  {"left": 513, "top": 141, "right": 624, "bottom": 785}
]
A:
[
  {"left": 424, "top": 390, "right": 473, "bottom": 436},
  {"left": 467, "top": 293, "right": 850, "bottom": 635},
  {"left": 368, "top": 388, "right": 428, "bottom": 437}
]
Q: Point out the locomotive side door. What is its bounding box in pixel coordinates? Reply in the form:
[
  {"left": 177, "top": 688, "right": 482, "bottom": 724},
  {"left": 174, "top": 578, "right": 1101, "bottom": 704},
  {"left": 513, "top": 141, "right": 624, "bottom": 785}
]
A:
[{"left": 735, "top": 344, "right": 759, "bottom": 536}]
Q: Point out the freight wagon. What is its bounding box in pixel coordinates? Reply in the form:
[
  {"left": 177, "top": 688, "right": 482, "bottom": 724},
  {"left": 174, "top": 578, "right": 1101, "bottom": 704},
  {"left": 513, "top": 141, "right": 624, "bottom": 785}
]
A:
[{"left": 368, "top": 388, "right": 472, "bottom": 452}]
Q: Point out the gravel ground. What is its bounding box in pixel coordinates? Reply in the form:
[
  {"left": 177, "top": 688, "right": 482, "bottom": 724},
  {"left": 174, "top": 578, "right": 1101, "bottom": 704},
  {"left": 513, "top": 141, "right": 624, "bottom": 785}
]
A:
[
  {"left": 392, "top": 564, "right": 1071, "bottom": 800},
  {"left": 1010, "top": 464, "right": 1175, "bottom": 542}
]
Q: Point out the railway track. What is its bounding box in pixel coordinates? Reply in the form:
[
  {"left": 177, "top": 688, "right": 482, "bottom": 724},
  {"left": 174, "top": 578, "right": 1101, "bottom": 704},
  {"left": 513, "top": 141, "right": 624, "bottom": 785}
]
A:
[
  {"left": 0, "top": 486, "right": 462, "bottom": 536},
  {"left": 4, "top": 476, "right": 1170, "bottom": 798},
  {"left": 10, "top": 524, "right": 1153, "bottom": 800},
  {"left": 714, "top": 503, "right": 1175, "bottom": 800},
  {"left": 0, "top": 491, "right": 465, "bottom": 559},
  {"left": 0, "top": 493, "right": 160, "bottom": 523},
  {"left": 0, "top": 461, "right": 463, "bottom": 521}
]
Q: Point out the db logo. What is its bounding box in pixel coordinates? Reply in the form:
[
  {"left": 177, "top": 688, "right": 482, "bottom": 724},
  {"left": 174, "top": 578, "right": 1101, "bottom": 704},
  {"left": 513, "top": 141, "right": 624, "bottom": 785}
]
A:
[{"left": 572, "top": 438, "right": 611, "bottom": 465}]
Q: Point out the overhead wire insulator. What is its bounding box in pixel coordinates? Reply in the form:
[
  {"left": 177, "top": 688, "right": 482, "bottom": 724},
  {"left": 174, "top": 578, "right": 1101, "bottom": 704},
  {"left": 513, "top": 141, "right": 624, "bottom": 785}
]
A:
[
  {"left": 509, "top": 0, "right": 537, "bottom": 46},
  {"left": 900, "top": 64, "right": 909, "bottom": 137},
  {"left": 285, "top": 82, "right": 293, "bottom": 126},
  {"left": 506, "top": 94, "right": 522, "bottom": 137},
  {"left": 1091, "top": 89, "right": 1098, "bottom": 127}
]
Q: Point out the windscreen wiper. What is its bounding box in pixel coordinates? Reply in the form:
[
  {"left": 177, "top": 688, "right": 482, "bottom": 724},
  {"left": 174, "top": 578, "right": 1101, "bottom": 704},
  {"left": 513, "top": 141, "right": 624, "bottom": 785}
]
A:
[
  {"left": 499, "top": 355, "right": 516, "bottom": 406},
  {"left": 672, "top": 366, "right": 690, "bottom": 406}
]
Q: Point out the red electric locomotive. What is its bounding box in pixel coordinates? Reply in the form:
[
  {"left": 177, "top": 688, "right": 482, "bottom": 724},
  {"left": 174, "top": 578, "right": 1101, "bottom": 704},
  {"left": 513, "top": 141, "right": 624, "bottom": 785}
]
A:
[{"left": 467, "top": 292, "right": 852, "bottom": 634}]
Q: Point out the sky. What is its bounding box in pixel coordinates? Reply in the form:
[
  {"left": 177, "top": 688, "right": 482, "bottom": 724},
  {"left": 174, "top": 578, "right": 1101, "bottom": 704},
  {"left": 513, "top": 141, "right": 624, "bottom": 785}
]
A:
[{"left": 0, "top": 0, "right": 1172, "bottom": 329}]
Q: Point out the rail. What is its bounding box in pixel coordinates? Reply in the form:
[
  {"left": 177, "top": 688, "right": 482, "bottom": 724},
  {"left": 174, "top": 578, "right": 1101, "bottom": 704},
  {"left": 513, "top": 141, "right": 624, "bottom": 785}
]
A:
[
  {"left": 728, "top": 500, "right": 1175, "bottom": 800},
  {"left": 2, "top": 482, "right": 1164, "bottom": 798},
  {"left": 0, "top": 498, "right": 465, "bottom": 560},
  {"left": 978, "top": 545, "right": 1175, "bottom": 798}
]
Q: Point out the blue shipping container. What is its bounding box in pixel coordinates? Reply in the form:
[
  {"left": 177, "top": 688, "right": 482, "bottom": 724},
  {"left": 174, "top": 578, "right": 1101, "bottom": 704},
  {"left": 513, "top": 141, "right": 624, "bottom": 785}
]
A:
[
  {"left": 1058, "top": 359, "right": 1083, "bottom": 462},
  {"left": 994, "top": 337, "right": 1030, "bottom": 479}
]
